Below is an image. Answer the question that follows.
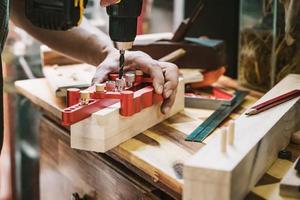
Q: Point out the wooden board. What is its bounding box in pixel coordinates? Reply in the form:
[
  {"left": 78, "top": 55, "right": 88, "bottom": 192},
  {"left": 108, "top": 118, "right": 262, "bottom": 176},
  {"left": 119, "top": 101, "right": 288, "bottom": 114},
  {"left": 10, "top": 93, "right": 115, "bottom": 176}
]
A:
[
  {"left": 39, "top": 116, "right": 160, "bottom": 200},
  {"left": 246, "top": 148, "right": 295, "bottom": 199},
  {"left": 15, "top": 78, "right": 65, "bottom": 118},
  {"left": 40, "top": 45, "right": 80, "bottom": 66},
  {"left": 183, "top": 74, "right": 300, "bottom": 200},
  {"left": 43, "top": 64, "right": 95, "bottom": 97},
  {"left": 41, "top": 46, "right": 203, "bottom": 98},
  {"left": 70, "top": 78, "right": 185, "bottom": 153},
  {"left": 280, "top": 157, "right": 300, "bottom": 198},
  {"left": 15, "top": 77, "right": 187, "bottom": 154},
  {"left": 109, "top": 96, "right": 255, "bottom": 196},
  {"left": 41, "top": 46, "right": 94, "bottom": 97},
  {"left": 15, "top": 69, "right": 265, "bottom": 198},
  {"left": 42, "top": 66, "right": 203, "bottom": 98}
]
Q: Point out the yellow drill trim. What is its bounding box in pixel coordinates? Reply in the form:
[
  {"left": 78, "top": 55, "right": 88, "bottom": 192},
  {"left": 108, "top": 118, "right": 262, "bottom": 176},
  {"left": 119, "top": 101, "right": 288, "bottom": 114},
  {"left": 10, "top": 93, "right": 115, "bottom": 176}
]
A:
[
  {"left": 77, "top": 0, "right": 85, "bottom": 26},
  {"left": 74, "top": 0, "right": 79, "bottom": 7}
]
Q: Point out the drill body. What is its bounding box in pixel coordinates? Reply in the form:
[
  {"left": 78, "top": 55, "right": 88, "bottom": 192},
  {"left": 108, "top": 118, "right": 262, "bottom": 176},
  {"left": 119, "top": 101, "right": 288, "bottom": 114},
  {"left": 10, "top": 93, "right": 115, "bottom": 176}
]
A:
[
  {"left": 106, "top": 0, "right": 143, "bottom": 78},
  {"left": 106, "top": 0, "right": 143, "bottom": 51},
  {"left": 25, "top": 0, "right": 88, "bottom": 31},
  {"left": 25, "top": 0, "right": 143, "bottom": 78},
  {"left": 25, "top": 0, "right": 143, "bottom": 49}
]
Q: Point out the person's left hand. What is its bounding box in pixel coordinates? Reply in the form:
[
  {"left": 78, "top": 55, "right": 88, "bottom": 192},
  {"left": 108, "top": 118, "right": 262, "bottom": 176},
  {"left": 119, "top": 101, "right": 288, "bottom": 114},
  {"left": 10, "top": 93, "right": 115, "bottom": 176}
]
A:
[{"left": 92, "top": 49, "right": 179, "bottom": 114}]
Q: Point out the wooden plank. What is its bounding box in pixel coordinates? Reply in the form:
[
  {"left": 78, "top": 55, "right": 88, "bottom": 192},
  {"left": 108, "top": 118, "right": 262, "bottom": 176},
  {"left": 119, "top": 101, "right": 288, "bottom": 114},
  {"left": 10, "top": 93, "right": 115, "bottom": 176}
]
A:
[
  {"left": 111, "top": 121, "right": 202, "bottom": 196},
  {"left": 14, "top": 70, "right": 260, "bottom": 197},
  {"left": 41, "top": 48, "right": 202, "bottom": 99},
  {"left": 40, "top": 45, "right": 80, "bottom": 66},
  {"left": 15, "top": 79, "right": 188, "bottom": 152},
  {"left": 43, "top": 64, "right": 95, "bottom": 97},
  {"left": 41, "top": 46, "right": 95, "bottom": 97},
  {"left": 39, "top": 116, "right": 160, "bottom": 200},
  {"left": 180, "top": 68, "right": 203, "bottom": 84},
  {"left": 109, "top": 95, "right": 258, "bottom": 197},
  {"left": 247, "top": 144, "right": 299, "bottom": 199},
  {"left": 183, "top": 74, "right": 300, "bottom": 200},
  {"left": 15, "top": 65, "right": 203, "bottom": 117},
  {"left": 70, "top": 78, "right": 185, "bottom": 153},
  {"left": 280, "top": 157, "right": 300, "bottom": 198},
  {"left": 15, "top": 78, "right": 65, "bottom": 119}
]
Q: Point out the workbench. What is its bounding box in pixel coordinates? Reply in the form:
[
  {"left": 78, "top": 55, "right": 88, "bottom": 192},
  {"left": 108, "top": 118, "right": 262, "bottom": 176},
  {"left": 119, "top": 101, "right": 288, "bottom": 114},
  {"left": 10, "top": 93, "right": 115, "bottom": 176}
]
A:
[{"left": 15, "top": 75, "right": 300, "bottom": 200}]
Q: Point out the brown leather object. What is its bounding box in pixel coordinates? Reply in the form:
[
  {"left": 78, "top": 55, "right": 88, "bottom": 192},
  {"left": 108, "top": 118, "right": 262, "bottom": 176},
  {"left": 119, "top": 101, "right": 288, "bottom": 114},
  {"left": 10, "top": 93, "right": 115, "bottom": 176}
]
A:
[{"left": 133, "top": 40, "right": 227, "bottom": 70}]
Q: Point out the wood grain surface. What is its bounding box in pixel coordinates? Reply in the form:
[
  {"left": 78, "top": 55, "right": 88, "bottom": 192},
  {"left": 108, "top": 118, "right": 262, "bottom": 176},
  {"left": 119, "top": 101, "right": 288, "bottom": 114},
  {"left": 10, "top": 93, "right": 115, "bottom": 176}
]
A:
[
  {"left": 15, "top": 70, "right": 300, "bottom": 200},
  {"left": 43, "top": 64, "right": 95, "bottom": 97},
  {"left": 70, "top": 78, "right": 185, "bottom": 153},
  {"left": 40, "top": 116, "right": 162, "bottom": 200},
  {"left": 15, "top": 78, "right": 65, "bottom": 118},
  {"left": 15, "top": 74, "right": 258, "bottom": 199},
  {"left": 184, "top": 74, "right": 300, "bottom": 200}
]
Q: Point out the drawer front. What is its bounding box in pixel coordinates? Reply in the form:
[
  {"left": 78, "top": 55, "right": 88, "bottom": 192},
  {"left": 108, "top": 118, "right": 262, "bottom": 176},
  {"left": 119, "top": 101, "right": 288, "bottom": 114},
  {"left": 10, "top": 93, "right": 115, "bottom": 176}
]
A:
[{"left": 39, "top": 116, "right": 158, "bottom": 200}]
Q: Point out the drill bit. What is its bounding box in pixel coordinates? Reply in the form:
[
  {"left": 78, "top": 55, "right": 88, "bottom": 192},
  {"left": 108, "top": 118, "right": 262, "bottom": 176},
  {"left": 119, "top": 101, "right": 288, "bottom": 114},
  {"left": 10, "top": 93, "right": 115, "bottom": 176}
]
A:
[{"left": 119, "top": 50, "right": 125, "bottom": 79}]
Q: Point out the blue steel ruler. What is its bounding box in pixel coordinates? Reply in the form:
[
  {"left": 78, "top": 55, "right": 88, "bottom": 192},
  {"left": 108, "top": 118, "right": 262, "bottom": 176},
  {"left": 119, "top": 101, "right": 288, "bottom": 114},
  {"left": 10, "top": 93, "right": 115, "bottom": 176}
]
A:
[{"left": 185, "top": 90, "right": 248, "bottom": 142}]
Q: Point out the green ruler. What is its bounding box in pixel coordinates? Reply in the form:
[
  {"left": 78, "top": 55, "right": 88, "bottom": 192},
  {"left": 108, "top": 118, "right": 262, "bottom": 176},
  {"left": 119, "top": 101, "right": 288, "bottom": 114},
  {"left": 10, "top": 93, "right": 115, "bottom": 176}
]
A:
[{"left": 185, "top": 90, "right": 248, "bottom": 142}]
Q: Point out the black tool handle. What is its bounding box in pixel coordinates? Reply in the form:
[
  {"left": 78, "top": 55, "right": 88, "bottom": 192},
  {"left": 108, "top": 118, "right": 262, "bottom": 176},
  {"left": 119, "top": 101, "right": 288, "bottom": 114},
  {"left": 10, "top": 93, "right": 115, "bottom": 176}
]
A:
[{"left": 106, "top": 0, "right": 143, "bottom": 42}]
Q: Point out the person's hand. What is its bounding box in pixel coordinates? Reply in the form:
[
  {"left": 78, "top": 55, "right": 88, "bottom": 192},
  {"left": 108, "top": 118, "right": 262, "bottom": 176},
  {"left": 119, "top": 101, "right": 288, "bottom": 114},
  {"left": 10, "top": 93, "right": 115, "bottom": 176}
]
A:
[
  {"left": 100, "top": 0, "right": 120, "bottom": 7},
  {"left": 92, "top": 49, "right": 179, "bottom": 114}
]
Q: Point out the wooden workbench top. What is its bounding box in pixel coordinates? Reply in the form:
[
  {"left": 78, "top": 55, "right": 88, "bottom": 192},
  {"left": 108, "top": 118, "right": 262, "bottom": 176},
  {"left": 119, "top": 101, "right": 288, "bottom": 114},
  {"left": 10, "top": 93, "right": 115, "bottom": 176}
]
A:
[
  {"left": 16, "top": 75, "right": 300, "bottom": 200},
  {"left": 15, "top": 76, "right": 259, "bottom": 198}
]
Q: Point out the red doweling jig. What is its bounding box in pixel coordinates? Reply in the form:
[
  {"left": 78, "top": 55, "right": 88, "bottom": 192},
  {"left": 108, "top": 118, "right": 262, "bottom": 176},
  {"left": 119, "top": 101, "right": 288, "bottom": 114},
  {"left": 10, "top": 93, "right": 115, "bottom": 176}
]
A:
[{"left": 62, "top": 70, "right": 163, "bottom": 126}]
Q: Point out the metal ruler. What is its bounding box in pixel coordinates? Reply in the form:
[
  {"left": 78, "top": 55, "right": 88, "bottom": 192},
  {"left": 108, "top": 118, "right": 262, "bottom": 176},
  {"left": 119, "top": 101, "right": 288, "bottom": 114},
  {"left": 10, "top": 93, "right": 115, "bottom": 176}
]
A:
[{"left": 185, "top": 90, "right": 248, "bottom": 142}]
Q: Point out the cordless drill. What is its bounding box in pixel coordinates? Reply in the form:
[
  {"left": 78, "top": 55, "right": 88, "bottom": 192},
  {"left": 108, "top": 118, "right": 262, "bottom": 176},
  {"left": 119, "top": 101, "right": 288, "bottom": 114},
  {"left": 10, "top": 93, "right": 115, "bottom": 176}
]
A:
[
  {"left": 106, "top": 0, "right": 143, "bottom": 78},
  {"left": 25, "top": 0, "right": 143, "bottom": 78}
]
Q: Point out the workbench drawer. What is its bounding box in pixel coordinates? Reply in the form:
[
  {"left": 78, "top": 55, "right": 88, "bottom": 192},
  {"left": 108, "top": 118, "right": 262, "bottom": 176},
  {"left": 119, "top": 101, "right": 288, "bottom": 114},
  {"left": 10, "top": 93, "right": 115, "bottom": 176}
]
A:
[{"left": 39, "top": 116, "right": 160, "bottom": 200}]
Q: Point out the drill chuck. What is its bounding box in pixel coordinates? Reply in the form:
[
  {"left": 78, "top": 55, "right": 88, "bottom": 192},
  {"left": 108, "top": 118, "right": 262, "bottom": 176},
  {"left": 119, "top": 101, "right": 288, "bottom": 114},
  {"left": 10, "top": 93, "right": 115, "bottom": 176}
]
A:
[{"left": 107, "top": 0, "right": 143, "bottom": 50}]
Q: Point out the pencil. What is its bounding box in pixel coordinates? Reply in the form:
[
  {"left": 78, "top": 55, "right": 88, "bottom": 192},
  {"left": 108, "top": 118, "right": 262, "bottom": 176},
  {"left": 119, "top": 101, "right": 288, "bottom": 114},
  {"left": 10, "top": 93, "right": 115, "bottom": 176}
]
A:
[{"left": 246, "top": 89, "right": 300, "bottom": 116}]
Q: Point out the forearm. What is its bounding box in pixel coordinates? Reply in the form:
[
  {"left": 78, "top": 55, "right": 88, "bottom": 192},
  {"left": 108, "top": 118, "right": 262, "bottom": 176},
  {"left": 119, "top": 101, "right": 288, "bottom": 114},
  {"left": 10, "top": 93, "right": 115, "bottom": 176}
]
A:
[{"left": 11, "top": 0, "right": 114, "bottom": 66}]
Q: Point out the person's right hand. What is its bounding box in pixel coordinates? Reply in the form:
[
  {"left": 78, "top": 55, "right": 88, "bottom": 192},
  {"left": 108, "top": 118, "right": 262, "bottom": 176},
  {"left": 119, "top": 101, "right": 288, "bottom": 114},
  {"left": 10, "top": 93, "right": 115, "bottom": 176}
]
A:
[
  {"left": 100, "top": 0, "right": 120, "bottom": 7},
  {"left": 92, "top": 50, "right": 179, "bottom": 114}
]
